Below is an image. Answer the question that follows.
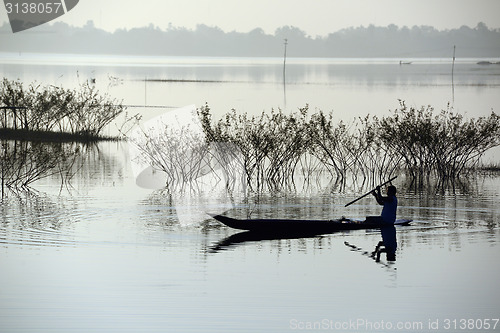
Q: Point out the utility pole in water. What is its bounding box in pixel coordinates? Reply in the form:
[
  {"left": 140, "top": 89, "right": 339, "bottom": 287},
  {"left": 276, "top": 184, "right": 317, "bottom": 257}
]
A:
[
  {"left": 283, "top": 38, "right": 288, "bottom": 83},
  {"left": 452, "top": 45, "right": 456, "bottom": 103},
  {"left": 283, "top": 39, "right": 288, "bottom": 107}
]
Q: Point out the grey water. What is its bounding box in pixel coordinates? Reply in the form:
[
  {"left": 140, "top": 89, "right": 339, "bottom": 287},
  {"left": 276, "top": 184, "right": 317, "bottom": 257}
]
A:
[{"left": 1, "top": 54, "right": 500, "bottom": 332}]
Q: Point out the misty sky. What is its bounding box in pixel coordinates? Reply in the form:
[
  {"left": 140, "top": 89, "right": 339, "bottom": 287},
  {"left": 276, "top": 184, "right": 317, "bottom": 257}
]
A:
[{"left": 1, "top": 0, "right": 499, "bottom": 36}]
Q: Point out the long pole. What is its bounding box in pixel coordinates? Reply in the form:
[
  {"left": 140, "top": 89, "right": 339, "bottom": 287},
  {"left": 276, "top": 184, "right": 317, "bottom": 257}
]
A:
[{"left": 344, "top": 176, "right": 397, "bottom": 207}]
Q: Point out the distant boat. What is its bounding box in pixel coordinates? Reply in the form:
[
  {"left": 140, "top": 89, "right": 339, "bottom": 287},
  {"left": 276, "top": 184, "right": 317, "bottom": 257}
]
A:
[
  {"left": 399, "top": 61, "right": 412, "bottom": 65},
  {"left": 477, "top": 61, "right": 493, "bottom": 65}
]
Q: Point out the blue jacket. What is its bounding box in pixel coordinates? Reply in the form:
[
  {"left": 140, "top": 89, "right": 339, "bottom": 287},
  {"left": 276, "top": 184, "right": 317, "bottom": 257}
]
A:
[{"left": 381, "top": 195, "right": 397, "bottom": 224}]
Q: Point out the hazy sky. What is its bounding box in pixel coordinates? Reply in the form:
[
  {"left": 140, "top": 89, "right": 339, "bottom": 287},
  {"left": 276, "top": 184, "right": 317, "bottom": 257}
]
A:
[{"left": 1, "top": 0, "right": 499, "bottom": 36}]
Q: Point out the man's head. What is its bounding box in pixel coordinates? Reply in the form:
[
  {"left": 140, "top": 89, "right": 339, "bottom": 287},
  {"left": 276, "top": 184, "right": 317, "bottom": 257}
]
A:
[{"left": 387, "top": 185, "right": 397, "bottom": 196}]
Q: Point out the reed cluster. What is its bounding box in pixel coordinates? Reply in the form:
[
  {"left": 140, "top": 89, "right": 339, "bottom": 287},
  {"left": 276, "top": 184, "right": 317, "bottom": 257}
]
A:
[{"left": 0, "top": 78, "right": 124, "bottom": 138}]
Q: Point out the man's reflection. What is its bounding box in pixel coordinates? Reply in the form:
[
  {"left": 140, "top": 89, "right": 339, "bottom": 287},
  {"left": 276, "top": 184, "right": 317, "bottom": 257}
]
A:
[{"left": 372, "top": 225, "right": 397, "bottom": 262}]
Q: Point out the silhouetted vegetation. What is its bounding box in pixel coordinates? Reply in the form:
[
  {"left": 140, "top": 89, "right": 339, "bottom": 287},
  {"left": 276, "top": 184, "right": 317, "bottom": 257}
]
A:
[
  {"left": 375, "top": 101, "right": 500, "bottom": 181},
  {"left": 199, "top": 105, "right": 310, "bottom": 191},
  {"left": 126, "top": 102, "right": 500, "bottom": 193},
  {"left": 0, "top": 78, "right": 124, "bottom": 140},
  {"left": 1, "top": 21, "right": 499, "bottom": 57},
  {"left": 306, "top": 111, "right": 399, "bottom": 183},
  {"left": 197, "top": 102, "right": 500, "bottom": 191}
]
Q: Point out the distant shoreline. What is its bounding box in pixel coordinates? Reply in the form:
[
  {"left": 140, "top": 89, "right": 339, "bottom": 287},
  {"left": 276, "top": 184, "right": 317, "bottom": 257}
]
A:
[{"left": 2, "top": 21, "right": 499, "bottom": 58}]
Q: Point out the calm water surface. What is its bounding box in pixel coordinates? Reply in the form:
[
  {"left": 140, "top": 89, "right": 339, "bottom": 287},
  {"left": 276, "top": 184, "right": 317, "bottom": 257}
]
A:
[
  {"left": 0, "top": 55, "right": 500, "bottom": 332},
  {"left": 0, "top": 141, "right": 499, "bottom": 333}
]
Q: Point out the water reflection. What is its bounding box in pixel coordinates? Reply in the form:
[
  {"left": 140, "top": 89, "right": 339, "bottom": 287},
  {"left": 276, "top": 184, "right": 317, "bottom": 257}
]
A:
[
  {"left": 344, "top": 240, "right": 397, "bottom": 271},
  {"left": 374, "top": 225, "right": 398, "bottom": 262},
  {"left": 0, "top": 141, "right": 127, "bottom": 248},
  {"left": 208, "top": 230, "right": 332, "bottom": 253},
  {"left": 0, "top": 192, "right": 82, "bottom": 247},
  {"left": 138, "top": 190, "right": 183, "bottom": 230},
  {"left": 1, "top": 193, "right": 61, "bottom": 230},
  {"left": 0, "top": 139, "right": 77, "bottom": 195},
  {"left": 0, "top": 139, "right": 124, "bottom": 195}
]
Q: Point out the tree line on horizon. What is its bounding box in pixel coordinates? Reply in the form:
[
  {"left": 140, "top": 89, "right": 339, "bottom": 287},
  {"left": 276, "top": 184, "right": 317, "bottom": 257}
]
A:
[{"left": 1, "top": 21, "right": 499, "bottom": 58}]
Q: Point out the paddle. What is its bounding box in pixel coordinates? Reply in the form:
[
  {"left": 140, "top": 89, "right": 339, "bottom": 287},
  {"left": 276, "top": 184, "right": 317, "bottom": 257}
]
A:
[{"left": 344, "top": 176, "right": 397, "bottom": 207}]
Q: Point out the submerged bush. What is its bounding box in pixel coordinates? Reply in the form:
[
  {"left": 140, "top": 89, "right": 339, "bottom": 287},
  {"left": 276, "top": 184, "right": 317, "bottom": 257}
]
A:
[
  {"left": 198, "top": 104, "right": 311, "bottom": 190},
  {"left": 0, "top": 78, "right": 124, "bottom": 138},
  {"left": 376, "top": 101, "right": 500, "bottom": 180},
  {"left": 307, "top": 111, "right": 399, "bottom": 182},
  {"left": 198, "top": 102, "right": 500, "bottom": 190}
]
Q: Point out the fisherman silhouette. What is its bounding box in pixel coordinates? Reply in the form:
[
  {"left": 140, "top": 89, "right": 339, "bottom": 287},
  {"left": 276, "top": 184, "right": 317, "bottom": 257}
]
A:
[{"left": 371, "top": 185, "right": 398, "bottom": 261}]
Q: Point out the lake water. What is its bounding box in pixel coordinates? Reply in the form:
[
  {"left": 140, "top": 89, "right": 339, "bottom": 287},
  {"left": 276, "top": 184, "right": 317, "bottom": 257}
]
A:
[{"left": 1, "top": 54, "right": 500, "bottom": 332}]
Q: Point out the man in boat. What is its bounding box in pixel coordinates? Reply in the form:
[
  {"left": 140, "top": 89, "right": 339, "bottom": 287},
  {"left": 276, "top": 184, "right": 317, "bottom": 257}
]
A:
[
  {"left": 372, "top": 185, "right": 397, "bottom": 223},
  {"left": 371, "top": 185, "right": 398, "bottom": 261}
]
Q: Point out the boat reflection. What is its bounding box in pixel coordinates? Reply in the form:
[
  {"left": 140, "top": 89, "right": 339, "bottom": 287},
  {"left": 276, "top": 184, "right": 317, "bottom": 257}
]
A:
[{"left": 209, "top": 230, "right": 334, "bottom": 253}]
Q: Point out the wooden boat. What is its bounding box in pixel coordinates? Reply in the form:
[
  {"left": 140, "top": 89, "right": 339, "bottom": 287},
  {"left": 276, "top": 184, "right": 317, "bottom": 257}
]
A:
[{"left": 210, "top": 214, "right": 411, "bottom": 234}]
